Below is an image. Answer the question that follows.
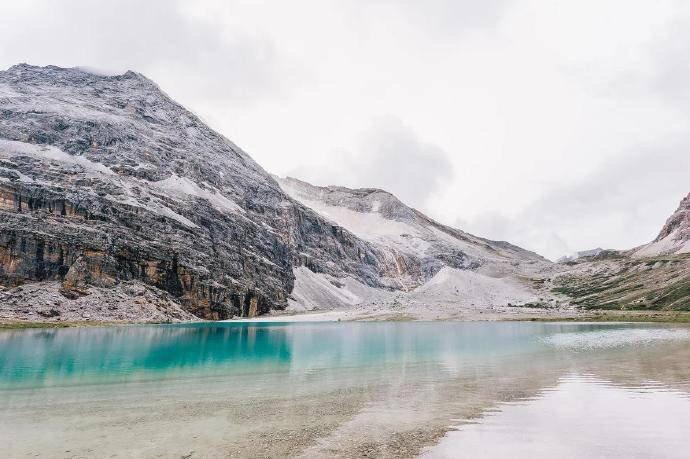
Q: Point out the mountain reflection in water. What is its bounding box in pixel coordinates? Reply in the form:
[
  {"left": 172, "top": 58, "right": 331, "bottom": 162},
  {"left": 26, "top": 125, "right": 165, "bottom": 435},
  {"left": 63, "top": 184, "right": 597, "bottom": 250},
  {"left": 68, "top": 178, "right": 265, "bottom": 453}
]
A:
[{"left": 1, "top": 321, "right": 689, "bottom": 457}]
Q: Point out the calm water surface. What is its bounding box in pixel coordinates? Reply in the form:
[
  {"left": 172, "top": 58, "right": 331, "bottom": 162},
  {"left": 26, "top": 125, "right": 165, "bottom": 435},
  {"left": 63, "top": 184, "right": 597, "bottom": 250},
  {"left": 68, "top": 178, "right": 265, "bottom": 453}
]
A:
[{"left": 1, "top": 321, "right": 689, "bottom": 457}]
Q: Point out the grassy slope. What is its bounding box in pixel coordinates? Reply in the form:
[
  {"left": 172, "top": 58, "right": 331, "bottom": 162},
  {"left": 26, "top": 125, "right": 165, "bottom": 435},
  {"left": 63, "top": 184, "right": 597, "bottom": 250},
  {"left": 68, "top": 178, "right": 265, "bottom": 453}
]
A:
[{"left": 551, "top": 253, "right": 690, "bottom": 311}]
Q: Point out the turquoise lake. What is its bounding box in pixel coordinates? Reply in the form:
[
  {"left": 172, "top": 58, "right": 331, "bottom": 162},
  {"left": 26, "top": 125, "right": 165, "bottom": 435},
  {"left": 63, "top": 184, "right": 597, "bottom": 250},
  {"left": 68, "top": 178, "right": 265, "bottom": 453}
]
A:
[{"left": 1, "top": 321, "right": 689, "bottom": 457}]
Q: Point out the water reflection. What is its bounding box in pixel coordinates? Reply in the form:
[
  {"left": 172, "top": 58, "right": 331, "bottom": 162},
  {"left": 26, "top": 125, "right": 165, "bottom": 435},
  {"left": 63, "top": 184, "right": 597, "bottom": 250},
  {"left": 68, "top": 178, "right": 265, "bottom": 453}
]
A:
[
  {"left": 1, "top": 322, "right": 689, "bottom": 457},
  {"left": 1, "top": 322, "right": 689, "bottom": 389},
  {"left": 424, "top": 375, "right": 690, "bottom": 459}
]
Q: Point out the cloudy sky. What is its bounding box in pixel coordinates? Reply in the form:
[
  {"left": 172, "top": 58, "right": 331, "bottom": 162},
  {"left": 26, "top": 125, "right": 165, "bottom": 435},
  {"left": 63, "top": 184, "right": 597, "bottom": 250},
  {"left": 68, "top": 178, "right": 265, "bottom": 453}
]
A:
[{"left": 1, "top": 0, "right": 689, "bottom": 259}]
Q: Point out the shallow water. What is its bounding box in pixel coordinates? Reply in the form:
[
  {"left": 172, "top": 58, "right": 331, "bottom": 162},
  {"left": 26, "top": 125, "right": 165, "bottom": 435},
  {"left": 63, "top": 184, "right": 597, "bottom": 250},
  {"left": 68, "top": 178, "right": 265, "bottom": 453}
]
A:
[
  {"left": 1, "top": 321, "right": 689, "bottom": 457},
  {"left": 424, "top": 375, "right": 690, "bottom": 458}
]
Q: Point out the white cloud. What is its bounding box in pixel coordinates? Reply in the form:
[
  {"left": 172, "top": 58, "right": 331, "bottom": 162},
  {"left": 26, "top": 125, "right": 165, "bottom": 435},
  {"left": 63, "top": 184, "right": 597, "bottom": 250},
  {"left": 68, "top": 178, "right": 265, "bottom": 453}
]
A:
[
  {"left": 463, "top": 145, "right": 690, "bottom": 260},
  {"left": 289, "top": 116, "right": 453, "bottom": 209},
  {"left": 1, "top": 0, "right": 689, "bottom": 259},
  {"left": 0, "top": 0, "right": 301, "bottom": 108}
]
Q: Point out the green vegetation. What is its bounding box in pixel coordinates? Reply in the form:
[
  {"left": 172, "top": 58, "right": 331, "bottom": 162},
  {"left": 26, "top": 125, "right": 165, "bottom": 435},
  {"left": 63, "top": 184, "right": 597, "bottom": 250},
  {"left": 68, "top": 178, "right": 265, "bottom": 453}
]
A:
[
  {"left": 551, "top": 254, "right": 690, "bottom": 312},
  {"left": 525, "top": 311, "right": 690, "bottom": 323}
]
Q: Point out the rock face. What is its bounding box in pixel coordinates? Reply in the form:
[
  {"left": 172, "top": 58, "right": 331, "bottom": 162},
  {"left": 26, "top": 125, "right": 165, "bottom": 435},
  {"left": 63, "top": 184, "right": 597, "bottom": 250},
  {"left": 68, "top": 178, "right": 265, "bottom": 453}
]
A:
[
  {"left": 657, "top": 193, "right": 690, "bottom": 240},
  {"left": 0, "top": 64, "right": 401, "bottom": 320},
  {"left": 278, "top": 176, "right": 547, "bottom": 279},
  {"left": 276, "top": 177, "right": 552, "bottom": 312},
  {"left": 0, "top": 64, "right": 558, "bottom": 322},
  {"left": 631, "top": 193, "right": 690, "bottom": 258}
]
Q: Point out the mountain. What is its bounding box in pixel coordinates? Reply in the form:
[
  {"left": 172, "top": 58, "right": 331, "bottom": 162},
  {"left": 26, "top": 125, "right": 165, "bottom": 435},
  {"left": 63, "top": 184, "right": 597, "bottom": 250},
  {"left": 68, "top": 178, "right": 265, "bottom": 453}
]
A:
[
  {"left": 556, "top": 248, "right": 604, "bottom": 263},
  {"left": 0, "top": 64, "right": 414, "bottom": 321},
  {"left": 631, "top": 193, "right": 690, "bottom": 258},
  {"left": 276, "top": 177, "right": 554, "bottom": 316},
  {"left": 550, "top": 193, "right": 690, "bottom": 311},
  {"left": 0, "top": 64, "right": 552, "bottom": 322}
]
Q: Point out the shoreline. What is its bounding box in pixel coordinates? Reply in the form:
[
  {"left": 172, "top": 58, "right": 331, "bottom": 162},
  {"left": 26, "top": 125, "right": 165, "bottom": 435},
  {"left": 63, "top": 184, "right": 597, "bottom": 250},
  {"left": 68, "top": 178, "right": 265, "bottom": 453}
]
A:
[
  {"left": 0, "top": 319, "right": 173, "bottom": 330},
  {"left": 2, "top": 309, "right": 689, "bottom": 330}
]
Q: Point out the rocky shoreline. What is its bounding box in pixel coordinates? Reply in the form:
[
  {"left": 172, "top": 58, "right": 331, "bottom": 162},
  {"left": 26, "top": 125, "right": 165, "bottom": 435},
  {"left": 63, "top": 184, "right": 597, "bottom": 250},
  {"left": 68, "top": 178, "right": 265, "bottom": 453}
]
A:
[
  {"left": 3, "top": 304, "right": 689, "bottom": 330},
  {"left": 0, "top": 280, "right": 196, "bottom": 325}
]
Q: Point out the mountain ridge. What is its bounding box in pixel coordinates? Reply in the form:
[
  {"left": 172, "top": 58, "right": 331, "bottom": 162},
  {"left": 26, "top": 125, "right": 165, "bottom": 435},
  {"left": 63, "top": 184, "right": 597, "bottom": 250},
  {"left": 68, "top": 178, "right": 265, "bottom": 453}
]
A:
[
  {"left": 0, "top": 64, "right": 549, "bottom": 322},
  {"left": 631, "top": 192, "right": 690, "bottom": 258},
  {"left": 278, "top": 176, "right": 547, "bottom": 263},
  {"left": 2, "top": 64, "right": 684, "bottom": 322},
  {"left": 550, "top": 191, "right": 690, "bottom": 311},
  {"left": 275, "top": 175, "right": 554, "bottom": 315},
  {"left": 0, "top": 64, "right": 407, "bottom": 320}
]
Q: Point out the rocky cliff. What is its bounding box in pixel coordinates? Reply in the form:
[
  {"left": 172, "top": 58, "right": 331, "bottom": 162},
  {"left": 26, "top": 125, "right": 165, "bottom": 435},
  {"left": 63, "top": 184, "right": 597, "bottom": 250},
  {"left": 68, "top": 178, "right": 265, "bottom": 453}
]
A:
[
  {"left": 277, "top": 176, "right": 547, "bottom": 276},
  {"left": 0, "top": 64, "right": 561, "bottom": 323},
  {"left": 276, "top": 177, "right": 554, "bottom": 314},
  {"left": 0, "top": 64, "right": 406, "bottom": 321},
  {"left": 632, "top": 193, "right": 690, "bottom": 258}
]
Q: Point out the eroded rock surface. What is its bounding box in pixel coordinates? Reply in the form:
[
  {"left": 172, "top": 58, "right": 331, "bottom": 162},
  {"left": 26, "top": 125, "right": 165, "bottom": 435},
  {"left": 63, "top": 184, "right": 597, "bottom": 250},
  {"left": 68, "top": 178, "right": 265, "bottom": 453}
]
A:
[
  {"left": 276, "top": 176, "right": 555, "bottom": 313},
  {"left": 0, "top": 64, "right": 399, "bottom": 320},
  {"left": 0, "top": 64, "right": 564, "bottom": 322}
]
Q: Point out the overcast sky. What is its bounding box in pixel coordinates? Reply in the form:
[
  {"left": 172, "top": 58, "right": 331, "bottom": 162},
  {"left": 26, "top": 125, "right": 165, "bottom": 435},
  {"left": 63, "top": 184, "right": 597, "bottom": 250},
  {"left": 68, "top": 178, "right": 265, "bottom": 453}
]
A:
[{"left": 1, "top": 0, "right": 689, "bottom": 259}]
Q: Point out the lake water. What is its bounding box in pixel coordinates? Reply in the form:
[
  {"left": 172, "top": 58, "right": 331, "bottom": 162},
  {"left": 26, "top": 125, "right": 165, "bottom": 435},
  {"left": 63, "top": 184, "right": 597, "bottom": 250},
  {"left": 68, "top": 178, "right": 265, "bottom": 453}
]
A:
[{"left": 1, "top": 321, "right": 689, "bottom": 457}]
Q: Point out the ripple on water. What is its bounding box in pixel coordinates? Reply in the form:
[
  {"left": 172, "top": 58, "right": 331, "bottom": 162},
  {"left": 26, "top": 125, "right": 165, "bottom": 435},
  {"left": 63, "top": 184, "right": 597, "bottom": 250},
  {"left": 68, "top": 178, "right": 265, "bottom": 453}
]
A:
[{"left": 541, "top": 328, "right": 690, "bottom": 350}]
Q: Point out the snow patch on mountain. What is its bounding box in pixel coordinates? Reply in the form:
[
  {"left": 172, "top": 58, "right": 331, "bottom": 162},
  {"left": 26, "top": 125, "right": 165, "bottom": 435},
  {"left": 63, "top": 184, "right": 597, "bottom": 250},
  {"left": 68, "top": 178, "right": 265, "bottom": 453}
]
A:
[
  {"left": 288, "top": 196, "right": 433, "bottom": 258},
  {"left": 0, "top": 84, "right": 19, "bottom": 98},
  {"left": 0, "top": 139, "right": 113, "bottom": 175},
  {"left": 154, "top": 174, "right": 244, "bottom": 214},
  {"left": 154, "top": 204, "right": 200, "bottom": 229},
  {"left": 74, "top": 66, "right": 124, "bottom": 77}
]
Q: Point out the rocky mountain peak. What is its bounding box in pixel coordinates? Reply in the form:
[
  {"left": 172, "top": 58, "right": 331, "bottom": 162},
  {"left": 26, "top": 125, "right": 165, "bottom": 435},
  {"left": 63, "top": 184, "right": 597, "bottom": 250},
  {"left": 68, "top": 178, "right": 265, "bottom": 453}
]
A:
[
  {"left": 0, "top": 64, "right": 401, "bottom": 320},
  {"left": 656, "top": 192, "right": 690, "bottom": 242},
  {"left": 631, "top": 192, "right": 690, "bottom": 258},
  {"left": 4, "top": 63, "right": 155, "bottom": 89},
  {"left": 278, "top": 176, "right": 418, "bottom": 221},
  {"left": 277, "top": 175, "right": 548, "bottom": 278}
]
